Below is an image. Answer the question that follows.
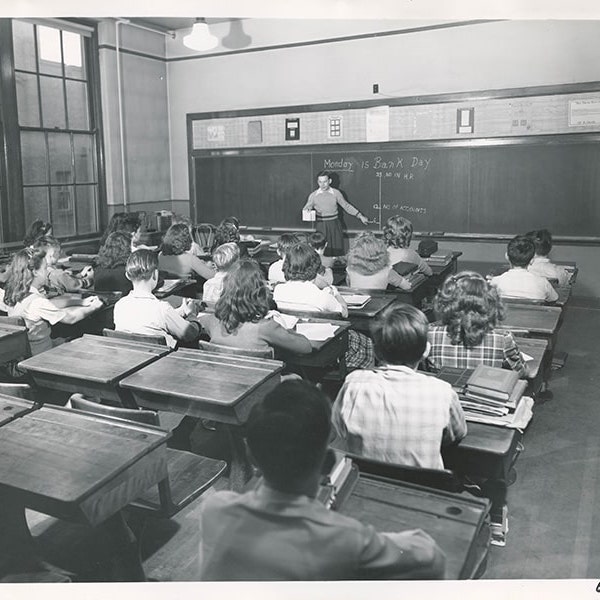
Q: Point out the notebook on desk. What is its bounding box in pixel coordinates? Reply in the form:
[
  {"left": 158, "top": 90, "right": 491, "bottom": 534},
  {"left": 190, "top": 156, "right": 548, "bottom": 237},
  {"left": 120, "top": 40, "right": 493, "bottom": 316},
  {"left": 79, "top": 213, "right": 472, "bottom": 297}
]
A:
[{"left": 340, "top": 294, "right": 371, "bottom": 309}]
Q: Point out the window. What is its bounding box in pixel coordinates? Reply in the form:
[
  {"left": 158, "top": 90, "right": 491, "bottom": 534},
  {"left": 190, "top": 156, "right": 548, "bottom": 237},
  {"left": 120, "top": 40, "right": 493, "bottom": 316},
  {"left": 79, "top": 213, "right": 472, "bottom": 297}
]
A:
[{"left": 0, "top": 19, "right": 102, "bottom": 242}]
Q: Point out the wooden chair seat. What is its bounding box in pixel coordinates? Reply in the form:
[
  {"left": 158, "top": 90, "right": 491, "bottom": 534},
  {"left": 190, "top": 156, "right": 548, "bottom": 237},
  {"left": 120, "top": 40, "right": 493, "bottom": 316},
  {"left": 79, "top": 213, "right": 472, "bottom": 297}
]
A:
[
  {"left": 198, "top": 340, "right": 274, "bottom": 359},
  {"left": 102, "top": 328, "right": 167, "bottom": 346},
  {"left": 68, "top": 394, "right": 226, "bottom": 518}
]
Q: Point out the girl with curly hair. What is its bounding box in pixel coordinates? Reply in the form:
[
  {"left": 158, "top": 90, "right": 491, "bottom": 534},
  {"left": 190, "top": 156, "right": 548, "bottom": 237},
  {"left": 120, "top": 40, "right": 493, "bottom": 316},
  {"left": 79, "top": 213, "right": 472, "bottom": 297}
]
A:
[
  {"left": 427, "top": 271, "right": 528, "bottom": 376},
  {"left": 346, "top": 231, "right": 412, "bottom": 290},
  {"left": 3, "top": 248, "right": 102, "bottom": 355},
  {"left": 94, "top": 231, "right": 133, "bottom": 293},
  {"left": 383, "top": 215, "right": 432, "bottom": 276},
  {"left": 197, "top": 259, "right": 311, "bottom": 355},
  {"left": 158, "top": 223, "right": 214, "bottom": 280}
]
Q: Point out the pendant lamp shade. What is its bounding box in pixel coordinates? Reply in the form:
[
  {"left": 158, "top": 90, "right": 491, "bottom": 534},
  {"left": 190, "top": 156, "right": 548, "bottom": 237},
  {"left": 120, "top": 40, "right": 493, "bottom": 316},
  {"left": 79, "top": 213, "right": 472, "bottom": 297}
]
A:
[{"left": 183, "top": 19, "right": 218, "bottom": 51}]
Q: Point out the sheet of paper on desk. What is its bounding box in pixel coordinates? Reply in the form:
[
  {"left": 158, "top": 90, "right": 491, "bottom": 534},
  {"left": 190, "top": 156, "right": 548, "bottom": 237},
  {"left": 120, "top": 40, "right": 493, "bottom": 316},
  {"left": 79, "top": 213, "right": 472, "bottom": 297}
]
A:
[
  {"left": 267, "top": 311, "right": 299, "bottom": 330},
  {"left": 296, "top": 323, "right": 339, "bottom": 341},
  {"left": 340, "top": 294, "right": 371, "bottom": 308},
  {"left": 521, "top": 352, "right": 534, "bottom": 362}
]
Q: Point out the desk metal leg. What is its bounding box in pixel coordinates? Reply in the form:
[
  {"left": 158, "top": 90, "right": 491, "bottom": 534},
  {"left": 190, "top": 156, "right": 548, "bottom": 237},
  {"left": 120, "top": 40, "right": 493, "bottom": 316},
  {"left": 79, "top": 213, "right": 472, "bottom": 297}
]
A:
[
  {"left": 0, "top": 493, "right": 45, "bottom": 576},
  {"left": 226, "top": 425, "right": 253, "bottom": 492},
  {"left": 102, "top": 511, "right": 146, "bottom": 582}
]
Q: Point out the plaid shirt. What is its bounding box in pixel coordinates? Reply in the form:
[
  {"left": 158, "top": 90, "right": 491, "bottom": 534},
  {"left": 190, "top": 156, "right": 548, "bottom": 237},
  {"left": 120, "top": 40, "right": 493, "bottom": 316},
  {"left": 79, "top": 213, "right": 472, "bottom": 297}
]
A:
[
  {"left": 427, "top": 324, "right": 527, "bottom": 377},
  {"left": 332, "top": 365, "right": 466, "bottom": 469}
]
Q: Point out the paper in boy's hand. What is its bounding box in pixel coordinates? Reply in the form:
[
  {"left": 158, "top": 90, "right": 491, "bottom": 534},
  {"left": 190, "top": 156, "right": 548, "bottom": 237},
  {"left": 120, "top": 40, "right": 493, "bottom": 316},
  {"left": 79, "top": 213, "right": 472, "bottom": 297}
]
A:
[{"left": 296, "top": 323, "right": 339, "bottom": 341}]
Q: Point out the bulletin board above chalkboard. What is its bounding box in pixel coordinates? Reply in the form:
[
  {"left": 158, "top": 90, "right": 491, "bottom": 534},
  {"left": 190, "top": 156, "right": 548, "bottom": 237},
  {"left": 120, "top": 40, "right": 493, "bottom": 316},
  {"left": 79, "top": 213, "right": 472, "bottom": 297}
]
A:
[{"left": 192, "top": 135, "right": 600, "bottom": 240}]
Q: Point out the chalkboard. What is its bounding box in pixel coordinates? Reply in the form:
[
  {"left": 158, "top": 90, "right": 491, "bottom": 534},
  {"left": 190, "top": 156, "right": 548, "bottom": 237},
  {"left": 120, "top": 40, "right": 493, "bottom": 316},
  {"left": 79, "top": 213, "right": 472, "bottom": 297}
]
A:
[{"left": 192, "top": 137, "right": 600, "bottom": 238}]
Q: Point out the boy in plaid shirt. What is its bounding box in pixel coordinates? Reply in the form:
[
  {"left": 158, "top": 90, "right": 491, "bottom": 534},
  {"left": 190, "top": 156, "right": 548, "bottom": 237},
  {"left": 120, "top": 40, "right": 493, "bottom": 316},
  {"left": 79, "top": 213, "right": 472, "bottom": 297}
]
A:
[{"left": 332, "top": 303, "right": 466, "bottom": 469}]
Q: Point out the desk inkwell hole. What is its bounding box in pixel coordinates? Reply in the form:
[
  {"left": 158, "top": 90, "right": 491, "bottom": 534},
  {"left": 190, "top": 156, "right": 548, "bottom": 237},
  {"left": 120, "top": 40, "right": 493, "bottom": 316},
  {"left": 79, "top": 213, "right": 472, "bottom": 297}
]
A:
[
  {"left": 3, "top": 406, "right": 13, "bottom": 411},
  {"left": 446, "top": 506, "right": 462, "bottom": 516}
]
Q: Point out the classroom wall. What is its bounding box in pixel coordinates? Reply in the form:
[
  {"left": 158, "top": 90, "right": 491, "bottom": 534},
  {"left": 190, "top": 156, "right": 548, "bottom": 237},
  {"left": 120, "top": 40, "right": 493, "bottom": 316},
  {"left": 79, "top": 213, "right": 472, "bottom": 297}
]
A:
[
  {"left": 164, "top": 19, "right": 600, "bottom": 299},
  {"left": 97, "top": 21, "right": 172, "bottom": 219}
]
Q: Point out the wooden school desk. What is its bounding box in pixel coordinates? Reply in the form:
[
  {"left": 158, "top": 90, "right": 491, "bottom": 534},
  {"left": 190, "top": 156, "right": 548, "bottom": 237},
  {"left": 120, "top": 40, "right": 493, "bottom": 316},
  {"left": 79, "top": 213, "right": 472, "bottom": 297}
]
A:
[
  {"left": 275, "top": 317, "right": 351, "bottom": 378},
  {"left": 18, "top": 334, "right": 170, "bottom": 405},
  {"left": 340, "top": 475, "right": 490, "bottom": 579},
  {"left": 0, "top": 319, "right": 28, "bottom": 364},
  {"left": 120, "top": 350, "right": 283, "bottom": 491},
  {"left": 517, "top": 337, "right": 550, "bottom": 396},
  {"left": 334, "top": 288, "right": 399, "bottom": 334},
  {"left": 443, "top": 422, "right": 522, "bottom": 546},
  {"left": 499, "top": 304, "right": 562, "bottom": 355},
  {"left": 0, "top": 402, "right": 169, "bottom": 581},
  {"left": 425, "top": 250, "right": 462, "bottom": 277}
]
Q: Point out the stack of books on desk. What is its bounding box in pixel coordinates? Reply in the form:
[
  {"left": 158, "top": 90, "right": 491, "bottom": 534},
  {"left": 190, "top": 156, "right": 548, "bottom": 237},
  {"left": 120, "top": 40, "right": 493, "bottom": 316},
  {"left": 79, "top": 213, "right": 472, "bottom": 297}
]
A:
[
  {"left": 460, "top": 365, "right": 528, "bottom": 427},
  {"left": 437, "top": 365, "right": 531, "bottom": 428},
  {"left": 425, "top": 251, "right": 454, "bottom": 266}
]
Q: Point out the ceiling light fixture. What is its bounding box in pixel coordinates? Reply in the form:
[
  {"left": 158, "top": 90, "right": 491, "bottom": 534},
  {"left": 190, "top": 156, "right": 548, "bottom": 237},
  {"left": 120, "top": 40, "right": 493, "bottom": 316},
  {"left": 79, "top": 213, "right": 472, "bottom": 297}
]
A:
[
  {"left": 183, "top": 18, "right": 218, "bottom": 51},
  {"left": 222, "top": 20, "right": 252, "bottom": 50}
]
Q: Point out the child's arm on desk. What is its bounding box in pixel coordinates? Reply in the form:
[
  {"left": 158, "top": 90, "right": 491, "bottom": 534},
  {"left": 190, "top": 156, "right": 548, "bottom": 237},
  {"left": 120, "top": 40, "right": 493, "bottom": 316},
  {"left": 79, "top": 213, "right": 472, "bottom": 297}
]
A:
[{"left": 56, "top": 295, "right": 104, "bottom": 324}]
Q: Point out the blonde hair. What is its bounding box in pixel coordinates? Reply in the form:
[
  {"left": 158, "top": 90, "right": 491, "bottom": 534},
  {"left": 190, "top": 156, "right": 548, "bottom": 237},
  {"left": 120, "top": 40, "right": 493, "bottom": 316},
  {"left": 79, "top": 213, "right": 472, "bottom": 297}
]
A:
[
  {"left": 212, "top": 242, "right": 240, "bottom": 271},
  {"left": 383, "top": 215, "right": 413, "bottom": 248}
]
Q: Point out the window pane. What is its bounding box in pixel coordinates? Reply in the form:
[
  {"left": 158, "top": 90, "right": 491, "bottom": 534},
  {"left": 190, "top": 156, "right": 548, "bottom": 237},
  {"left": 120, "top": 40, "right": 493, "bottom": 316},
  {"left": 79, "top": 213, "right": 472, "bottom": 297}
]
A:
[
  {"left": 23, "top": 187, "right": 50, "bottom": 227},
  {"left": 63, "top": 31, "right": 86, "bottom": 79},
  {"left": 13, "top": 20, "right": 37, "bottom": 72},
  {"left": 21, "top": 132, "right": 48, "bottom": 185},
  {"left": 48, "top": 133, "right": 73, "bottom": 184},
  {"left": 73, "top": 135, "right": 95, "bottom": 183},
  {"left": 40, "top": 75, "right": 66, "bottom": 129},
  {"left": 66, "top": 80, "right": 89, "bottom": 130},
  {"left": 15, "top": 72, "right": 40, "bottom": 127},
  {"left": 75, "top": 185, "right": 97, "bottom": 234},
  {"left": 38, "top": 25, "right": 63, "bottom": 76},
  {"left": 50, "top": 185, "right": 75, "bottom": 236}
]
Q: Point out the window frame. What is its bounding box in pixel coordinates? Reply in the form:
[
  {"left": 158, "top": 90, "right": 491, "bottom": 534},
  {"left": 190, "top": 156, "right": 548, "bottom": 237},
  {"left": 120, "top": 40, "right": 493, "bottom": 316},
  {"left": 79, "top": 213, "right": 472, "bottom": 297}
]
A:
[{"left": 0, "top": 18, "right": 106, "bottom": 246}]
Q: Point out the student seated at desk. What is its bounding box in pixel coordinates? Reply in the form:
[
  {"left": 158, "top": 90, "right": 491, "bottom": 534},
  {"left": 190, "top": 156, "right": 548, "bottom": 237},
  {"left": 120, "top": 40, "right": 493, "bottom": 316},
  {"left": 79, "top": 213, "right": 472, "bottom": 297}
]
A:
[
  {"left": 198, "top": 259, "right": 312, "bottom": 355},
  {"left": 200, "top": 379, "right": 446, "bottom": 580},
  {"left": 34, "top": 235, "right": 92, "bottom": 293},
  {"left": 332, "top": 304, "right": 466, "bottom": 469},
  {"left": 212, "top": 221, "right": 249, "bottom": 258},
  {"left": 94, "top": 232, "right": 133, "bottom": 294},
  {"left": 308, "top": 231, "right": 335, "bottom": 287},
  {"left": 427, "top": 272, "right": 529, "bottom": 377},
  {"left": 267, "top": 233, "right": 300, "bottom": 285},
  {"left": 171, "top": 214, "right": 203, "bottom": 257},
  {"left": 202, "top": 242, "right": 240, "bottom": 304},
  {"left": 383, "top": 216, "right": 432, "bottom": 277},
  {"left": 99, "top": 211, "right": 141, "bottom": 247},
  {"left": 346, "top": 231, "right": 411, "bottom": 290},
  {"left": 273, "top": 243, "right": 374, "bottom": 370},
  {"left": 526, "top": 229, "right": 571, "bottom": 287},
  {"left": 114, "top": 249, "right": 200, "bottom": 349},
  {"left": 3, "top": 248, "right": 103, "bottom": 355},
  {"left": 23, "top": 219, "right": 53, "bottom": 248},
  {"left": 490, "top": 236, "right": 558, "bottom": 303},
  {"left": 159, "top": 223, "right": 215, "bottom": 280}
]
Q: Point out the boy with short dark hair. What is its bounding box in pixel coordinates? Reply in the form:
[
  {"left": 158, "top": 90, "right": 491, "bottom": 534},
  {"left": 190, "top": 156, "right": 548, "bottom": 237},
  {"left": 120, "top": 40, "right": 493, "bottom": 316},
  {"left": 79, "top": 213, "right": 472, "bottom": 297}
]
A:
[
  {"left": 113, "top": 249, "right": 200, "bottom": 348},
  {"left": 199, "top": 379, "right": 446, "bottom": 580},
  {"left": 490, "top": 235, "right": 558, "bottom": 302},
  {"left": 526, "top": 229, "right": 571, "bottom": 286},
  {"left": 332, "top": 303, "right": 467, "bottom": 469},
  {"left": 308, "top": 230, "right": 334, "bottom": 287}
]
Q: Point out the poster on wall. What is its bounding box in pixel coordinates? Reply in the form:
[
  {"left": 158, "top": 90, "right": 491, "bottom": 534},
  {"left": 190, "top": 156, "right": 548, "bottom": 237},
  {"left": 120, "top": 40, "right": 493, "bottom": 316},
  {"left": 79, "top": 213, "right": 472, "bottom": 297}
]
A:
[{"left": 366, "top": 105, "right": 390, "bottom": 142}]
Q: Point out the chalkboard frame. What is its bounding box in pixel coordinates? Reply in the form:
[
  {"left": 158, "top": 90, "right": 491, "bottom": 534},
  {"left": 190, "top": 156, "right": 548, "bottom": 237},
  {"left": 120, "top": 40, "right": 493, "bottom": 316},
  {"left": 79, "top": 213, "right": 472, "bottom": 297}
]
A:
[{"left": 190, "top": 133, "right": 600, "bottom": 244}]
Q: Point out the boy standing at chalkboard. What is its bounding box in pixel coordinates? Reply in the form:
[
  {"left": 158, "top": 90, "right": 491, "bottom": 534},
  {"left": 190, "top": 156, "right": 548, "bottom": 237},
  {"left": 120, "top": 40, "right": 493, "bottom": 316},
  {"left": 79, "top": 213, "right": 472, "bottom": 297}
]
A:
[{"left": 303, "top": 170, "right": 369, "bottom": 256}]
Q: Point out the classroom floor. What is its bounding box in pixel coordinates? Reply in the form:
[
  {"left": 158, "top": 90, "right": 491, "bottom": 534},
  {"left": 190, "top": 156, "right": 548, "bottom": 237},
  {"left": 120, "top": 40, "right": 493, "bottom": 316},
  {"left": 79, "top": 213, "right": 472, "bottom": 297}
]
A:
[{"left": 24, "top": 304, "right": 600, "bottom": 581}]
